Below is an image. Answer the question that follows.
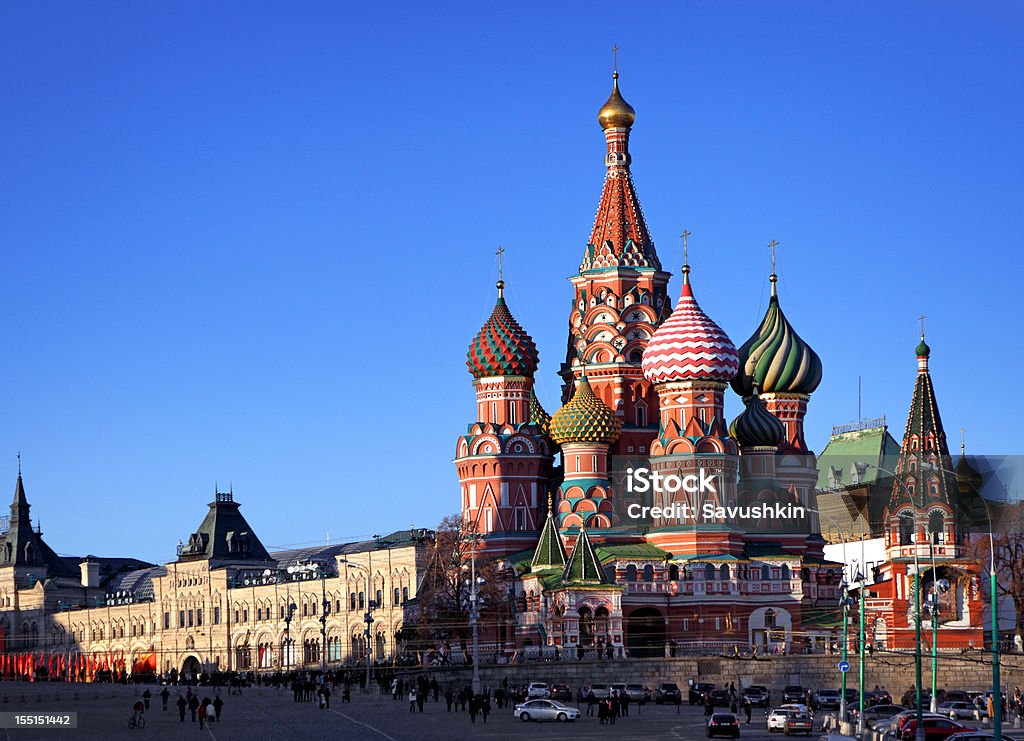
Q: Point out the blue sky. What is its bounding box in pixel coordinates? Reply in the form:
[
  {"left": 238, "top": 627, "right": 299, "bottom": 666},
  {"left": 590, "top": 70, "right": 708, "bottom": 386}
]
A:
[{"left": 1, "top": 2, "right": 1021, "bottom": 564}]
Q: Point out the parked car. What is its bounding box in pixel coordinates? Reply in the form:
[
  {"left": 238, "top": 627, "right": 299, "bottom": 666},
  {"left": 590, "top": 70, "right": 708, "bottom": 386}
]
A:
[
  {"left": 550, "top": 683, "right": 572, "bottom": 702},
  {"left": 527, "top": 682, "right": 550, "bottom": 699},
  {"left": 938, "top": 702, "right": 984, "bottom": 721},
  {"left": 658, "top": 683, "right": 683, "bottom": 705},
  {"left": 862, "top": 704, "right": 906, "bottom": 729},
  {"left": 624, "top": 684, "right": 651, "bottom": 704},
  {"left": 589, "top": 682, "right": 611, "bottom": 700},
  {"left": 784, "top": 686, "right": 806, "bottom": 703},
  {"left": 814, "top": 690, "right": 841, "bottom": 710},
  {"left": 712, "top": 690, "right": 732, "bottom": 707},
  {"left": 513, "top": 699, "right": 580, "bottom": 722},
  {"left": 900, "top": 718, "right": 976, "bottom": 741},
  {"left": 891, "top": 710, "right": 947, "bottom": 737},
  {"left": 946, "top": 733, "right": 1004, "bottom": 741},
  {"left": 611, "top": 683, "right": 628, "bottom": 700},
  {"left": 744, "top": 687, "right": 769, "bottom": 708},
  {"left": 866, "top": 690, "right": 894, "bottom": 707},
  {"left": 707, "top": 713, "right": 741, "bottom": 738},
  {"left": 769, "top": 708, "right": 794, "bottom": 733},
  {"left": 944, "top": 692, "right": 971, "bottom": 704},
  {"left": 785, "top": 714, "right": 814, "bottom": 736},
  {"left": 780, "top": 704, "right": 811, "bottom": 716},
  {"left": 691, "top": 682, "right": 717, "bottom": 705}
]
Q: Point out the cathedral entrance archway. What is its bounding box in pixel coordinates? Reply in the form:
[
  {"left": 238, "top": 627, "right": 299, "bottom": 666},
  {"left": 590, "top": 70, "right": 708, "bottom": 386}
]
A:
[{"left": 625, "top": 607, "right": 665, "bottom": 658}]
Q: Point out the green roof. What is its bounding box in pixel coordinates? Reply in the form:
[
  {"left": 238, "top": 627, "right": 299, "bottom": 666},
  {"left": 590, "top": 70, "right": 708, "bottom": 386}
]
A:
[
  {"left": 815, "top": 425, "right": 901, "bottom": 491},
  {"left": 531, "top": 510, "right": 567, "bottom": 569},
  {"left": 594, "top": 543, "right": 671, "bottom": 562},
  {"left": 562, "top": 528, "right": 605, "bottom": 585},
  {"left": 671, "top": 553, "right": 745, "bottom": 562}
]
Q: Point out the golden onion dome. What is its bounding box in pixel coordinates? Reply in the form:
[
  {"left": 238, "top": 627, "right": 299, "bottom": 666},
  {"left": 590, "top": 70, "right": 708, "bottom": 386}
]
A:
[
  {"left": 549, "top": 374, "right": 621, "bottom": 446},
  {"left": 598, "top": 72, "right": 636, "bottom": 130}
]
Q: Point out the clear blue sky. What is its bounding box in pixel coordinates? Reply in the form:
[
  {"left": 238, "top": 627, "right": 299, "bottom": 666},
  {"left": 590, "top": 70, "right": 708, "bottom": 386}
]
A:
[{"left": 1, "top": 2, "right": 1021, "bottom": 564}]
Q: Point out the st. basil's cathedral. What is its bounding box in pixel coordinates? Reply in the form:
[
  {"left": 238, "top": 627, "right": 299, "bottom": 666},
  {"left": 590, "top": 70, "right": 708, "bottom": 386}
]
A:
[{"left": 455, "top": 70, "right": 985, "bottom": 657}]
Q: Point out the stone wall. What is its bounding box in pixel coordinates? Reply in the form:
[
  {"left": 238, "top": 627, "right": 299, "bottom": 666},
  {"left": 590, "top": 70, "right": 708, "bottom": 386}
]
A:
[{"left": 393, "top": 653, "right": 1024, "bottom": 697}]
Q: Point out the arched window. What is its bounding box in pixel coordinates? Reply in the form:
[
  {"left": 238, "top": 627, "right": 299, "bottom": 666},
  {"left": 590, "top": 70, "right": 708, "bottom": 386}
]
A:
[
  {"left": 929, "top": 511, "right": 945, "bottom": 544},
  {"left": 720, "top": 564, "right": 730, "bottom": 580},
  {"left": 781, "top": 565, "right": 790, "bottom": 581},
  {"left": 761, "top": 565, "right": 771, "bottom": 581},
  {"left": 636, "top": 404, "right": 647, "bottom": 428},
  {"left": 764, "top": 609, "right": 777, "bottom": 628},
  {"left": 642, "top": 564, "right": 654, "bottom": 582},
  {"left": 899, "top": 513, "right": 915, "bottom": 546},
  {"left": 668, "top": 564, "right": 679, "bottom": 581},
  {"left": 625, "top": 565, "right": 637, "bottom": 582},
  {"left": 705, "top": 564, "right": 716, "bottom": 581},
  {"left": 578, "top": 606, "right": 594, "bottom": 647}
]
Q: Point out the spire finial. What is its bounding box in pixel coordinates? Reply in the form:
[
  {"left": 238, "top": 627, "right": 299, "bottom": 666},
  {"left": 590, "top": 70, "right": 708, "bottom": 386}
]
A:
[
  {"left": 612, "top": 44, "right": 620, "bottom": 78},
  {"left": 919, "top": 313, "right": 927, "bottom": 340},
  {"left": 547, "top": 492, "right": 553, "bottom": 512},
  {"left": 768, "top": 239, "right": 780, "bottom": 296},
  {"left": 496, "top": 245, "right": 505, "bottom": 297},
  {"left": 680, "top": 229, "right": 692, "bottom": 284},
  {"left": 961, "top": 427, "right": 966, "bottom": 456},
  {"left": 16, "top": 451, "right": 21, "bottom": 477}
]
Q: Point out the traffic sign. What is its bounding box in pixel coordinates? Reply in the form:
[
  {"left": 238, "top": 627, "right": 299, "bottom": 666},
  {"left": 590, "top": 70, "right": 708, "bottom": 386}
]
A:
[{"left": 838, "top": 660, "right": 850, "bottom": 673}]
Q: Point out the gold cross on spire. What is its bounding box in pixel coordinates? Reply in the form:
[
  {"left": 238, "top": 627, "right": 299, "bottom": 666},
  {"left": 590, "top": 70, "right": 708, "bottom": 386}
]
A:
[
  {"left": 680, "top": 229, "right": 692, "bottom": 283},
  {"left": 496, "top": 245, "right": 505, "bottom": 282},
  {"left": 612, "top": 44, "right": 620, "bottom": 74},
  {"left": 919, "top": 313, "right": 927, "bottom": 339},
  {"left": 768, "top": 239, "right": 780, "bottom": 295},
  {"left": 960, "top": 427, "right": 966, "bottom": 455}
]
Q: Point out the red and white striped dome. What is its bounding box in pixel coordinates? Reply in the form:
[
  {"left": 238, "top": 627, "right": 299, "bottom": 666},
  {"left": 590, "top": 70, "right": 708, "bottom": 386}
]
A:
[{"left": 642, "top": 273, "right": 739, "bottom": 384}]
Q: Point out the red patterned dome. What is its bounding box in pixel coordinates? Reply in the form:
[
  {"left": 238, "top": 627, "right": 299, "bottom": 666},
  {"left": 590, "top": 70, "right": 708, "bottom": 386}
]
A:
[
  {"left": 642, "top": 269, "right": 739, "bottom": 384},
  {"left": 467, "top": 282, "right": 540, "bottom": 379}
]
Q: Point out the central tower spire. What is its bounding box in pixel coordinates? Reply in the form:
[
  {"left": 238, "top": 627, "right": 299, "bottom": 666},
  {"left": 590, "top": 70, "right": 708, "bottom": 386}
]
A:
[{"left": 560, "top": 64, "right": 672, "bottom": 470}]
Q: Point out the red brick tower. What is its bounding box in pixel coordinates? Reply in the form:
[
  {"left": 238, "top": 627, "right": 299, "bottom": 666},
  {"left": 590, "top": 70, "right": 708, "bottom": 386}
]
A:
[{"left": 456, "top": 280, "right": 554, "bottom": 555}]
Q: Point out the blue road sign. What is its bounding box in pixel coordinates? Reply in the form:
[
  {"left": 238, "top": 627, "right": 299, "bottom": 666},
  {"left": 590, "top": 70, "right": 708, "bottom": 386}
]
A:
[{"left": 838, "top": 660, "right": 850, "bottom": 673}]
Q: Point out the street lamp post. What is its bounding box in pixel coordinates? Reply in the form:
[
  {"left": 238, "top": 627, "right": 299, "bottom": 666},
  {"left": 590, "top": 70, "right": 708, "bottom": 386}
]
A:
[
  {"left": 920, "top": 461, "right": 1001, "bottom": 741},
  {"left": 466, "top": 532, "right": 484, "bottom": 696},
  {"left": 340, "top": 559, "right": 375, "bottom": 692},
  {"left": 320, "top": 569, "right": 329, "bottom": 673}
]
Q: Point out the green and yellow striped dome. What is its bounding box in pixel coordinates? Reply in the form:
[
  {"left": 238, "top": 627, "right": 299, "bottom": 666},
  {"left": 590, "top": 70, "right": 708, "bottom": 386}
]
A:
[{"left": 549, "top": 375, "right": 621, "bottom": 446}]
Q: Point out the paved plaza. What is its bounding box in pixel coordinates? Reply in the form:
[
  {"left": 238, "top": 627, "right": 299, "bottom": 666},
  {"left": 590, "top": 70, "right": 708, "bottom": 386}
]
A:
[{"left": 0, "top": 682, "right": 803, "bottom": 741}]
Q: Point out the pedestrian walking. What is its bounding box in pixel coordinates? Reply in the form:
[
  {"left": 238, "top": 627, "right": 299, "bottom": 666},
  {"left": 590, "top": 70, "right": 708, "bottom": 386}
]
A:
[
  {"left": 409, "top": 688, "right": 417, "bottom": 713},
  {"left": 160, "top": 687, "right": 170, "bottom": 711},
  {"left": 188, "top": 693, "right": 199, "bottom": 723},
  {"left": 445, "top": 688, "right": 454, "bottom": 712},
  {"left": 176, "top": 694, "right": 187, "bottom": 722},
  {"left": 621, "top": 692, "right": 630, "bottom": 717},
  {"left": 198, "top": 701, "right": 207, "bottom": 730},
  {"left": 469, "top": 695, "right": 479, "bottom": 724},
  {"left": 142, "top": 688, "right": 151, "bottom": 710},
  {"left": 744, "top": 698, "right": 752, "bottom": 725},
  {"left": 213, "top": 694, "right": 223, "bottom": 721},
  {"left": 587, "top": 689, "right": 597, "bottom": 716},
  {"left": 481, "top": 695, "right": 490, "bottom": 724}
]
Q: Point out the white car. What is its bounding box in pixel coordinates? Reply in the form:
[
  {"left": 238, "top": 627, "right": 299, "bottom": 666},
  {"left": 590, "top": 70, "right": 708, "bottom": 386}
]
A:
[
  {"left": 781, "top": 704, "right": 812, "bottom": 716},
  {"left": 514, "top": 699, "right": 581, "bottom": 722},
  {"left": 939, "top": 702, "right": 983, "bottom": 721},
  {"left": 769, "top": 709, "right": 794, "bottom": 732},
  {"left": 527, "top": 682, "right": 550, "bottom": 699}
]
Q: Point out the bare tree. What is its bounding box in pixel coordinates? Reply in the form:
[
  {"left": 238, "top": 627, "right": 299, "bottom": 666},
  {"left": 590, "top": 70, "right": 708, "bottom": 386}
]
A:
[
  {"left": 973, "top": 502, "right": 1024, "bottom": 648},
  {"left": 408, "top": 514, "right": 508, "bottom": 659}
]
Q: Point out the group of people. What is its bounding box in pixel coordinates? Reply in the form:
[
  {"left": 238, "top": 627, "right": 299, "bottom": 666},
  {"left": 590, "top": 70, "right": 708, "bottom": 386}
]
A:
[
  {"left": 701, "top": 683, "right": 756, "bottom": 724},
  {"left": 583, "top": 689, "right": 631, "bottom": 724}
]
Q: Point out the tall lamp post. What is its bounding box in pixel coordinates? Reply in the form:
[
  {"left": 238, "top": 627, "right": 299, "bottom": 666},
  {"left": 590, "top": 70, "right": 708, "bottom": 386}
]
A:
[
  {"left": 465, "top": 532, "right": 485, "bottom": 696},
  {"left": 921, "top": 461, "right": 1001, "bottom": 741},
  {"left": 320, "top": 566, "right": 329, "bottom": 673},
  {"left": 341, "top": 559, "right": 375, "bottom": 692}
]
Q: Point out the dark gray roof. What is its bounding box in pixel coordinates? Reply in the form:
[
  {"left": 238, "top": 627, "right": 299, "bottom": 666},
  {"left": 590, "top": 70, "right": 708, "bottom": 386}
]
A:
[
  {"left": 177, "top": 492, "right": 273, "bottom": 565},
  {"left": 104, "top": 566, "right": 167, "bottom": 600}
]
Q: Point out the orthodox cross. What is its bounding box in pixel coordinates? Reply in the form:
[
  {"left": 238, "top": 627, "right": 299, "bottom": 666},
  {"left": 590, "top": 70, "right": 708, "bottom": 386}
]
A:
[
  {"left": 919, "top": 313, "right": 927, "bottom": 338},
  {"left": 612, "top": 44, "right": 620, "bottom": 74},
  {"left": 496, "top": 245, "right": 505, "bottom": 282},
  {"left": 680, "top": 229, "right": 691, "bottom": 266},
  {"left": 768, "top": 239, "right": 780, "bottom": 274},
  {"left": 16, "top": 451, "right": 20, "bottom": 475}
]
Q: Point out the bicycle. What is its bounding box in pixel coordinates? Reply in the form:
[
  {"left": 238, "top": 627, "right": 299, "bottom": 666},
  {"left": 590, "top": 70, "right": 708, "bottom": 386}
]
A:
[{"left": 128, "top": 713, "right": 146, "bottom": 729}]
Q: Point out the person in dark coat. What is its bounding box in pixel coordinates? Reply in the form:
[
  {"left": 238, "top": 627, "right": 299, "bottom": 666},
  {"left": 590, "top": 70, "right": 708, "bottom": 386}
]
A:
[
  {"left": 188, "top": 693, "right": 199, "bottom": 722},
  {"left": 176, "top": 694, "right": 187, "bottom": 722},
  {"left": 469, "top": 695, "right": 479, "bottom": 724},
  {"left": 621, "top": 691, "right": 630, "bottom": 717},
  {"left": 481, "top": 695, "right": 490, "bottom": 724},
  {"left": 160, "top": 687, "right": 170, "bottom": 710},
  {"left": 213, "top": 694, "right": 224, "bottom": 721}
]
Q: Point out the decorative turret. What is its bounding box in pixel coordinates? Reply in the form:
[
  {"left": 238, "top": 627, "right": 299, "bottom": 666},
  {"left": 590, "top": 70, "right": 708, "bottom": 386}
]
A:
[
  {"left": 467, "top": 280, "right": 539, "bottom": 380},
  {"left": 729, "top": 385, "right": 786, "bottom": 449},
  {"left": 731, "top": 272, "right": 822, "bottom": 398},
  {"left": 642, "top": 263, "right": 739, "bottom": 385},
  {"left": 531, "top": 497, "right": 567, "bottom": 569},
  {"left": 529, "top": 389, "right": 552, "bottom": 436},
  {"left": 562, "top": 527, "right": 605, "bottom": 585},
  {"left": 550, "top": 369, "right": 620, "bottom": 529},
  {"left": 549, "top": 372, "right": 621, "bottom": 446}
]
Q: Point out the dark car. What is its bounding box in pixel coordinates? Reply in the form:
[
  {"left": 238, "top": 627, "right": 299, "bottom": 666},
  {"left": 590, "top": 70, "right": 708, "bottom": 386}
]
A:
[
  {"left": 901, "top": 718, "right": 976, "bottom": 741},
  {"left": 550, "top": 683, "right": 572, "bottom": 702},
  {"left": 783, "top": 686, "right": 805, "bottom": 703},
  {"left": 658, "top": 683, "right": 683, "bottom": 705},
  {"left": 711, "top": 690, "right": 732, "bottom": 707},
  {"left": 944, "top": 691, "right": 971, "bottom": 704},
  {"left": 814, "top": 689, "right": 841, "bottom": 710},
  {"left": 784, "top": 713, "right": 813, "bottom": 737},
  {"left": 624, "top": 684, "right": 651, "bottom": 704},
  {"left": 743, "top": 687, "right": 769, "bottom": 708},
  {"left": 707, "top": 713, "right": 741, "bottom": 738},
  {"left": 866, "top": 689, "right": 894, "bottom": 707},
  {"left": 691, "top": 682, "right": 716, "bottom": 705},
  {"left": 862, "top": 704, "right": 906, "bottom": 729}
]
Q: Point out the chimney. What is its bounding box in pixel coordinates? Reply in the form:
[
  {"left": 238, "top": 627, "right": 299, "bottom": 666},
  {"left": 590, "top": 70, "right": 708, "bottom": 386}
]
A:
[{"left": 80, "top": 558, "right": 100, "bottom": 589}]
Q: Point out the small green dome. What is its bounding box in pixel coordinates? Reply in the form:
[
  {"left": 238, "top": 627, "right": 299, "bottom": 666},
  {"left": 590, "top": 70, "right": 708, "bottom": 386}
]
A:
[
  {"left": 916, "top": 338, "right": 931, "bottom": 358},
  {"left": 549, "top": 375, "right": 621, "bottom": 446}
]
